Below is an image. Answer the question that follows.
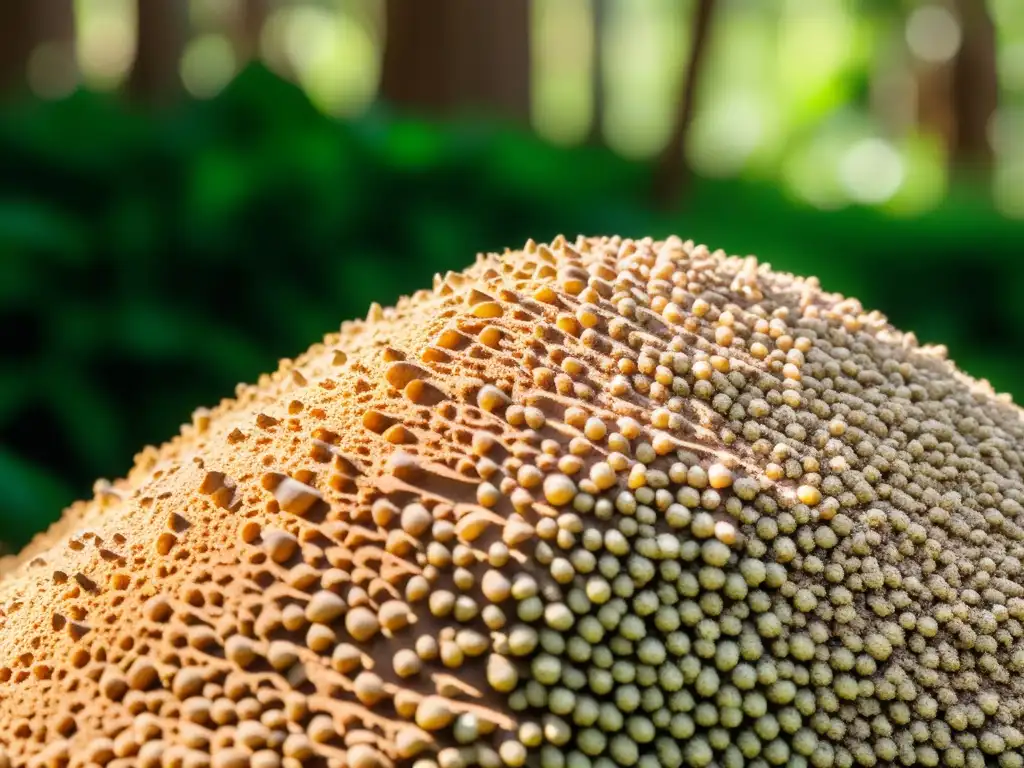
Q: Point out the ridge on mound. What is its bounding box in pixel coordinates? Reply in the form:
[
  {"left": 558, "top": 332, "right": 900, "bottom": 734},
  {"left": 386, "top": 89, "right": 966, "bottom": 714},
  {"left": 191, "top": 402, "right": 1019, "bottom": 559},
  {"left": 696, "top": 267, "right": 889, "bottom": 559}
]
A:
[{"left": 0, "top": 236, "right": 1022, "bottom": 768}]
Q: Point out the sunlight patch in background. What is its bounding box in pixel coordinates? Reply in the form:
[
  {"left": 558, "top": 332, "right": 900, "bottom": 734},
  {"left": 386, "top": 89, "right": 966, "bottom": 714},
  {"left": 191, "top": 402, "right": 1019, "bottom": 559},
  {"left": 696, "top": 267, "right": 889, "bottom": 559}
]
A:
[
  {"left": 906, "top": 5, "right": 962, "bottom": 65},
  {"left": 688, "top": 95, "right": 764, "bottom": 178},
  {"left": 840, "top": 138, "right": 904, "bottom": 205},
  {"left": 994, "top": 162, "right": 1024, "bottom": 218},
  {"left": 75, "top": 0, "right": 135, "bottom": 90},
  {"left": 999, "top": 43, "right": 1024, "bottom": 92},
  {"left": 775, "top": 0, "right": 866, "bottom": 144},
  {"left": 181, "top": 34, "right": 236, "bottom": 98},
  {"left": 530, "top": 0, "right": 594, "bottom": 146},
  {"left": 182, "top": 0, "right": 243, "bottom": 99},
  {"left": 781, "top": 119, "right": 862, "bottom": 211},
  {"left": 262, "top": 1, "right": 381, "bottom": 117},
  {"left": 602, "top": 0, "right": 689, "bottom": 159},
  {"left": 28, "top": 42, "right": 78, "bottom": 100},
  {"left": 689, "top": 0, "right": 775, "bottom": 176},
  {"left": 992, "top": 107, "right": 1024, "bottom": 217},
  {"left": 184, "top": 0, "right": 244, "bottom": 100},
  {"left": 886, "top": 135, "right": 948, "bottom": 216}
]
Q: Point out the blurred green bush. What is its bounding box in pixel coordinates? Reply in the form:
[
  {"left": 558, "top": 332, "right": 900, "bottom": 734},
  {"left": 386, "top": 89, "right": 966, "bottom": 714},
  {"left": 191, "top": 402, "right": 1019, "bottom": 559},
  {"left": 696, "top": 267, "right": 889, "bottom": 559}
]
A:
[{"left": 0, "top": 66, "right": 1021, "bottom": 548}]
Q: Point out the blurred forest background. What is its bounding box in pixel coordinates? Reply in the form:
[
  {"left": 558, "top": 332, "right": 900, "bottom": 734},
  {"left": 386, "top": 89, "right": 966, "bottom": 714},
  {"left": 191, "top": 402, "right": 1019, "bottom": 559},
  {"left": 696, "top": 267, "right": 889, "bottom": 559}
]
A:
[{"left": 0, "top": 0, "right": 1022, "bottom": 549}]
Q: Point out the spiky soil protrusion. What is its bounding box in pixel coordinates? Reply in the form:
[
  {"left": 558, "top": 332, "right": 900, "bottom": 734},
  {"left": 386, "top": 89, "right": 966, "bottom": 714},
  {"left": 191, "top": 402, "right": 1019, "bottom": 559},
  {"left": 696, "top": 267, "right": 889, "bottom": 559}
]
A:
[{"left": 1, "top": 236, "right": 1024, "bottom": 768}]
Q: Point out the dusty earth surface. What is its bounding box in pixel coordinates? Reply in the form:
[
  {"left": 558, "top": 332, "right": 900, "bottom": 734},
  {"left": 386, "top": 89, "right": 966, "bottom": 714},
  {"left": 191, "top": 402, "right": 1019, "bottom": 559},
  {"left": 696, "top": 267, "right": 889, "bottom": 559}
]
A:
[{"left": 0, "top": 236, "right": 1023, "bottom": 768}]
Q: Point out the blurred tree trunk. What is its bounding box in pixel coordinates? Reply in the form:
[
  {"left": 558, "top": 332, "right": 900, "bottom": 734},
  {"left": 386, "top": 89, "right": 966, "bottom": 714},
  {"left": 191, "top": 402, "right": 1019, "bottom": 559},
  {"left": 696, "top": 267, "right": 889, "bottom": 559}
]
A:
[
  {"left": 381, "top": 2, "right": 446, "bottom": 110},
  {"left": 234, "top": 0, "right": 268, "bottom": 64},
  {"left": 0, "top": 0, "right": 75, "bottom": 99},
  {"left": 381, "top": 0, "right": 530, "bottom": 120},
  {"left": 127, "top": 0, "right": 189, "bottom": 104},
  {"left": 917, "top": 64, "right": 955, "bottom": 150},
  {"left": 917, "top": 1, "right": 998, "bottom": 175},
  {"left": 952, "top": 0, "right": 997, "bottom": 171},
  {"left": 36, "top": 0, "right": 77, "bottom": 95},
  {"left": 653, "top": 0, "right": 717, "bottom": 208},
  {"left": 37, "top": 0, "right": 75, "bottom": 48},
  {"left": 0, "top": 1, "right": 35, "bottom": 97}
]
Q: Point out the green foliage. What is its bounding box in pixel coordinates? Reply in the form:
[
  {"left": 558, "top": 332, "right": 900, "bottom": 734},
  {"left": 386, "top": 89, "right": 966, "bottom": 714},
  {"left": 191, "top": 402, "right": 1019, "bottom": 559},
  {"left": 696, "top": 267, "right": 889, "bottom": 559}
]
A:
[{"left": 0, "top": 65, "right": 1020, "bottom": 549}]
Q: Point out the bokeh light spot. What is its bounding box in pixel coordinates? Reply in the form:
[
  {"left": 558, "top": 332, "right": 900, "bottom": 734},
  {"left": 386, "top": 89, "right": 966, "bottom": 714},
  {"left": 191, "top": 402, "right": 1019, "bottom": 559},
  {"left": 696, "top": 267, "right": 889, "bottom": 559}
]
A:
[
  {"left": 27, "top": 43, "right": 78, "bottom": 100},
  {"left": 275, "top": 4, "right": 380, "bottom": 117},
  {"left": 601, "top": 0, "right": 688, "bottom": 159},
  {"left": 995, "top": 161, "right": 1024, "bottom": 218},
  {"left": 531, "top": 0, "right": 594, "bottom": 146},
  {"left": 839, "top": 138, "right": 904, "bottom": 205},
  {"left": 688, "top": 94, "right": 765, "bottom": 177},
  {"left": 906, "top": 5, "right": 962, "bottom": 65},
  {"left": 998, "top": 43, "right": 1024, "bottom": 93},
  {"left": 181, "top": 34, "right": 237, "bottom": 99},
  {"left": 989, "top": 107, "right": 1024, "bottom": 158},
  {"left": 75, "top": 0, "right": 136, "bottom": 90}
]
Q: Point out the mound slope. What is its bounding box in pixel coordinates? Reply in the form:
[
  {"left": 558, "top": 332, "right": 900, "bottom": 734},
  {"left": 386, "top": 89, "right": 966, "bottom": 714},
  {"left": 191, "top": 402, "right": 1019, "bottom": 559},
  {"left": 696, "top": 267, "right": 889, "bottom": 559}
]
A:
[{"left": 1, "top": 236, "right": 1023, "bottom": 768}]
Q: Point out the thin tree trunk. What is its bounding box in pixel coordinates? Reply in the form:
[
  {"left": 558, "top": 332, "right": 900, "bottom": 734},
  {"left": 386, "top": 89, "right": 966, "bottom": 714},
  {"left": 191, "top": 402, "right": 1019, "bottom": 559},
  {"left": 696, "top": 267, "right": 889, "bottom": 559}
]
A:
[
  {"left": 916, "top": 62, "right": 955, "bottom": 150},
  {"left": 127, "top": 0, "right": 189, "bottom": 104},
  {"left": 380, "top": 1, "right": 448, "bottom": 110},
  {"left": 462, "top": 0, "right": 529, "bottom": 119},
  {"left": 34, "top": 0, "right": 77, "bottom": 96},
  {"left": 652, "top": 0, "right": 717, "bottom": 208},
  {"left": 381, "top": 0, "right": 530, "bottom": 120},
  {"left": 0, "top": 0, "right": 76, "bottom": 100},
  {"left": 37, "top": 0, "right": 76, "bottom": 50},
  {"left": 952, "top": 0, "right": 997, "bottom": 172},
  {"left": 236, "top": 0, "right": 268, "bottom": 64},
  {"left": 0, "top": 0, "right": 33, "bottom": 97}
]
